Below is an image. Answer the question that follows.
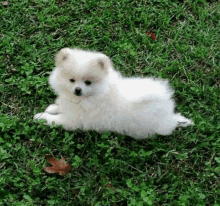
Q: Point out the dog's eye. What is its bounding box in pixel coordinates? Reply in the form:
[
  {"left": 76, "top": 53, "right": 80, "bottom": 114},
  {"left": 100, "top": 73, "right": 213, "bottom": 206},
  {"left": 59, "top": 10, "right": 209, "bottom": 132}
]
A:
[
  {"left": 85, "top": 80, "right": 92, "bottom": 85},
  {"left": 70, "top": 78, "right": 75, "bottom": 83}
]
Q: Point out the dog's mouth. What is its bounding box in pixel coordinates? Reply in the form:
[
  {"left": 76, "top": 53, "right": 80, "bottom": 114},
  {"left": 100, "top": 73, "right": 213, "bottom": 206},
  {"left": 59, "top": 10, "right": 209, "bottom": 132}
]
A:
[
  {"left": 74, "top": 92, "right": 82, "bottom": 97},
  {"left": 73, "top": 93, "right": 92, "bottom": 98}
]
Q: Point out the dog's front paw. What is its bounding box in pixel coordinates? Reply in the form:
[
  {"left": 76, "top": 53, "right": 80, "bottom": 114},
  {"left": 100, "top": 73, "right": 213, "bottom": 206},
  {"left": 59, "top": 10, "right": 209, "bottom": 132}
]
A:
[
  {"left": 34, "top": 112, "right": 63, "bottom": 126},
  {"left": 34, "top": 112, "right": 48, "bottom": 121},
  {"left": 34, "top": 112, "right": 54, "bottom": 125},
  {"left": 45, "top": 104, "right": 60, "bottom": 115}
]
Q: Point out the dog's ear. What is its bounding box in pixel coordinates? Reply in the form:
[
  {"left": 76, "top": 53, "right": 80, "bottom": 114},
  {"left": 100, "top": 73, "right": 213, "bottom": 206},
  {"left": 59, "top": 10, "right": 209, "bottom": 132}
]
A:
[
  {"left": 97, "top": 55, "right": 112, "bottom": 71},
  {"left": 55, "top": 48, "right": 71, "bottom": 67}
]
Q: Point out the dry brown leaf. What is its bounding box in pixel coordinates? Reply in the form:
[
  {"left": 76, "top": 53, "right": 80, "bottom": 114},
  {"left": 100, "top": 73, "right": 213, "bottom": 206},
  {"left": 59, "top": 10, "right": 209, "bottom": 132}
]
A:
[
  {"left": 44, "top": 157, "right": 71, "bottom": 175},
  {"left": 146, "top": 32, "right": 156, "bottom": 41},
  {"left": 106, "top": 184, "right": 112, "bottom": 188}
]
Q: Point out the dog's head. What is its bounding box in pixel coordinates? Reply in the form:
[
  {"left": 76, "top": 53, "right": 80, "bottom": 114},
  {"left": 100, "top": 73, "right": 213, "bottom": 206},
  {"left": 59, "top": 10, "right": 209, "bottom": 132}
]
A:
[{"left": 49, "top": 48, "right": 113, "bottom": 99}]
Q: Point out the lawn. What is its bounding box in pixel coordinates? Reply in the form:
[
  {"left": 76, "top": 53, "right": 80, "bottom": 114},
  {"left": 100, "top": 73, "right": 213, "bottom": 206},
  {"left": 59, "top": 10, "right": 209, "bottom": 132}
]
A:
[{"left": 0, "top": 0, "right": 219, "bottom": 205}]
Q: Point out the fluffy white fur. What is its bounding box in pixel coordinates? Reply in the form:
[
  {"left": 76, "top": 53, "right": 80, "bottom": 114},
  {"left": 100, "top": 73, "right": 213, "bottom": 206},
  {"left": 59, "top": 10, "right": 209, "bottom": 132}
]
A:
[{"left": 34, "top": 48, "right": 193, "bottom": 139}]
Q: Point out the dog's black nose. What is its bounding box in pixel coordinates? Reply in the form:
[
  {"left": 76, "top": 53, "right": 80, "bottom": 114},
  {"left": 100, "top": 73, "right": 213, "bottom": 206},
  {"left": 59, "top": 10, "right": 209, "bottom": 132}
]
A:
[{"left": 74, "top": 87, "right": 82, "bottom": 96}]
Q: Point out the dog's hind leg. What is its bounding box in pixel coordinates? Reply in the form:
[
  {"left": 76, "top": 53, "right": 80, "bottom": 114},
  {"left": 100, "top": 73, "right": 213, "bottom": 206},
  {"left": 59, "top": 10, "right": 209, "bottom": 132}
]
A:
[{"left": 174, "top": 113, "right": 194, "bottom": 127}]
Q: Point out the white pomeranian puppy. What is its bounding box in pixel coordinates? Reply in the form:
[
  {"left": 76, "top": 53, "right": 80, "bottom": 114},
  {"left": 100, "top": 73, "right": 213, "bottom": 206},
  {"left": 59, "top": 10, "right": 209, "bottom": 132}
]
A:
[{"left": 34, "top": 48, "right": 193, "bottom": 139}]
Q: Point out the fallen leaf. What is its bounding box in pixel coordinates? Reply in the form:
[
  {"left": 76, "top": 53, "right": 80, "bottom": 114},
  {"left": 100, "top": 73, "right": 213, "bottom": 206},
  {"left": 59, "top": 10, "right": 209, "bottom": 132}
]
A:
[
  {"left": 106, "top": 184, "right": 112, "bottom": 188},
  {"left": 105, "top": 183, "right": 116, "bottom": 191},
  {"left": 2, "top": 1, "right": 8, "bottom": 6},
  {"left": 44, "top": 156, "right": 71, "bottom": 175},
  {"left": 146, "top": 32, "right": 156, "bottom": 40}
]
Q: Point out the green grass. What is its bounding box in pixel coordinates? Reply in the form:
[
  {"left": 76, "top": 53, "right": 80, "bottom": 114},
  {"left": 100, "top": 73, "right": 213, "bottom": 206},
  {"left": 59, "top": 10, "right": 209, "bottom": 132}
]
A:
[{"left": 0, "top": 0, "right": 220, "bottom": 205}]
